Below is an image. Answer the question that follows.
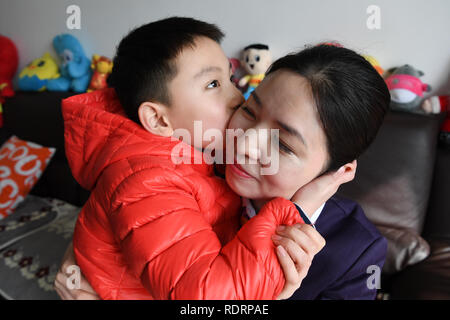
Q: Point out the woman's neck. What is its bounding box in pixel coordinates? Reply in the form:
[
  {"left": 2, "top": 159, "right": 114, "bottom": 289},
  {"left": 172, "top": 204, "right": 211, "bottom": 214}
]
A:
[{"left": 250, "top": 198, "right": 269, "bottom": 213}]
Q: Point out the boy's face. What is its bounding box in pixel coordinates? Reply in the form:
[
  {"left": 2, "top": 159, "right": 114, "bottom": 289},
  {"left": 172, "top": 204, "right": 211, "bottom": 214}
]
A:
[
  {"left": 166, "top": 36, "right": 244, "bottom": 151},
  {"left": 225, "top": 70, "right": 329, "bottom": 203}
]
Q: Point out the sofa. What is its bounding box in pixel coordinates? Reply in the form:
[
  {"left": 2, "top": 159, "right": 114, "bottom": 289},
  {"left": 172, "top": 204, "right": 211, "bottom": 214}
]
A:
[
  {"left": 337, "top": 109, "right": 450, "bottom": 299},
  {"left": 0, "top": 91, "right": 89, "bottom": 299},
  {"left": 0, "top": 91, "right": 449, "bottom": 299}
]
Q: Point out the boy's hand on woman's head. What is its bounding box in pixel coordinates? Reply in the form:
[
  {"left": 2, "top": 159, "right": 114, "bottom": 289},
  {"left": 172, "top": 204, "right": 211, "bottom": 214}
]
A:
[
  {"left": 273, "top": 223, "right": 326, "bottom": 300},
  {"left": 54, "top": 241, "right": 100, "bottom": 300},
  {"left": 291, "top": 160, "right": 357, "bottom": 218}
]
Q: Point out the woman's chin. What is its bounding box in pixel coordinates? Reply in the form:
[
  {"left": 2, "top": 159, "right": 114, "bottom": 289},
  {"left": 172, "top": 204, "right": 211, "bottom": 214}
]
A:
[{"left": 225, "top": 166, "right": 258, "bottom": 199}]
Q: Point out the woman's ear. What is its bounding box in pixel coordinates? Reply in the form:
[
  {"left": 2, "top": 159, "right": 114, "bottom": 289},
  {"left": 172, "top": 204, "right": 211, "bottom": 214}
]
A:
[
  {"left": 334, "top": 160, "right": 357, "bottom": 183},
  {"left": 138, "top": 101, "right": 173, "bottom": 137}
]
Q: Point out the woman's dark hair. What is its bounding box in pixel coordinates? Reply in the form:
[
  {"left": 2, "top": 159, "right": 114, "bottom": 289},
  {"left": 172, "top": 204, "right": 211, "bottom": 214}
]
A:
[
  {"left": 267, "top": 44, "right": 390, "bottom": 172},
  {"left": 107, "top": 17, "right": 224, "bottom": 124}
]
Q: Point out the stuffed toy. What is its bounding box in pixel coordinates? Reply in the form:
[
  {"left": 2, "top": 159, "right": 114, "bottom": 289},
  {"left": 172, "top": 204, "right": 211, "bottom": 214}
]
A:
[
  {"left": 421, "top": 95, "right": 450, "bottom": 146},
  {"left": 238, "top": 44, "right": 272, "bottom": 100},
  {"left": 47, "top": 34, "right": 92, "bottom": 93},
  {"left": 363, "top": 55, "right": 384, "bottom": 76},
  {"left": 0, "top": 35, "right": 18, "bottom": 128},
  {"left": 87, "top": 54, "right": 113, "bottom": 92},
  {"left": 229, "top": 57, "right": 242, "bottom": 87},
  {"left": 385, "top": 64, "right": 431, "bottom": 113},
  {"left": 18, "top": 52, "right": 60, "bottom": 91}
]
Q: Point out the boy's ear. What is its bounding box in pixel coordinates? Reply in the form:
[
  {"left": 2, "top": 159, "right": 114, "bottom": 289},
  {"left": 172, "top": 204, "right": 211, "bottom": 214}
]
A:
[{"left": 138, "top": 101, "right": 174, "bottom": 137}]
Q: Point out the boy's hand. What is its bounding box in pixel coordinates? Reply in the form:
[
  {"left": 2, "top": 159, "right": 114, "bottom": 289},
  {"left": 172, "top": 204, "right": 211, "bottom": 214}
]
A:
[
  {"left": 273, "top": 223, "right": 326, "bottom": 300},
  {"left": 54, "top": 241, "right": 100, "bottom": 300},
  {"left": 292, "top": 160, "right": 357, "bottom": 218}
]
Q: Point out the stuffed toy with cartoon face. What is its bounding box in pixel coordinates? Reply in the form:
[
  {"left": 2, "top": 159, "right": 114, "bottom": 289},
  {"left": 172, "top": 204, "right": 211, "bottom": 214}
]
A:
[
  {"left": 18, "top": 52, "right": 60, "bottom": 91},
  {"left": 47, "top": 34, "right": 92, "bottom": 93},
  {"left": 238, "top": 44, "right": 272, "bottom": 100},
  {"left": 87, "top": 54, "right": 113, "bottom": 92},
  {"left": 385, "top": 64, "right": 431, "bottom": 113}
]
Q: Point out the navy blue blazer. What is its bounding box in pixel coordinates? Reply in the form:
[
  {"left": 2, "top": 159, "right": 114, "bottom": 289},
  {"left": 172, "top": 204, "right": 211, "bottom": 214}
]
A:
[{"left": 290, "top": 196, "right": 387, "bottom": 300}]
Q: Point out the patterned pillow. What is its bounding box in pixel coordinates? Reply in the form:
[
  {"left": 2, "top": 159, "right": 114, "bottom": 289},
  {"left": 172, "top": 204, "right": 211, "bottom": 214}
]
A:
[{"left": 0, "top": 136, "right": 55, "bottom": 219}]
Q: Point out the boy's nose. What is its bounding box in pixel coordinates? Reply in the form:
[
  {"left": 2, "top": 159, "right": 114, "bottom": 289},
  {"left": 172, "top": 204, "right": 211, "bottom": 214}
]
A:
[{"left": 229, "top": 86, "right": 245, "bottom": 111}]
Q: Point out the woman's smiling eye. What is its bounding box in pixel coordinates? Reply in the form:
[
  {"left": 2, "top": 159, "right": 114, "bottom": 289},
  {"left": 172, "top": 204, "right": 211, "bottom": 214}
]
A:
[
  {"left": 207, "top": 80, "right": 220, "bottom": 89},
  {"left": 279, "top": 140, "right": 294, "bottom": 155}
]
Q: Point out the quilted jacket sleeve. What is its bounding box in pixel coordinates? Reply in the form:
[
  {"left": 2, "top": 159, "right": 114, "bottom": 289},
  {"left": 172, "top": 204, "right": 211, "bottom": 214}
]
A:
[{"left": 109, "top": 184, "right": 304, "bottom": 300}]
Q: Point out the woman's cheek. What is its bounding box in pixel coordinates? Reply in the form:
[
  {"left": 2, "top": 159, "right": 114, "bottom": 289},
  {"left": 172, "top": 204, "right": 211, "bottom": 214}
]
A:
[
  {"left": 261, "top": 170, "right": 291, "bottom": 199},
  {"left": 263, "top": 162, "right": 306, "bottom": 199}
]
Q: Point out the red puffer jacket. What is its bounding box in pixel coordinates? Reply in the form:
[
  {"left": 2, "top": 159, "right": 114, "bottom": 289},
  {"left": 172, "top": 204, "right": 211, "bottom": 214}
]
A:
[{"left": 62, "top": 88, "right": 305, "bottom": 300}]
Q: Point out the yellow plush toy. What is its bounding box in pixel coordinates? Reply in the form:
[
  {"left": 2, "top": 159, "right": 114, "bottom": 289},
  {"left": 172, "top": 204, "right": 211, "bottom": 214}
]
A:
[
  {"left": 18, "top": 52, "right": 60, "bottom": 91},
  {"left": 238, "top": 44, "right": 272, "bottom": 100},
  {"left": 363, "top": 55, "right": 384, "bottom": 76}
]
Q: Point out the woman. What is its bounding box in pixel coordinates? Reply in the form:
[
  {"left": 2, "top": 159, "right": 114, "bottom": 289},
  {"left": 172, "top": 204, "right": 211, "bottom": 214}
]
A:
[{"left": 55, "top": 44, "right": 389, "bottom": 300}]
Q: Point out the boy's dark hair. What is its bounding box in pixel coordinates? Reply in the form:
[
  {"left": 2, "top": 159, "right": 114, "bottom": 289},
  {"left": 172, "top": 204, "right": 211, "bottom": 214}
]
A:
[
  {"left": 267, "top": 44, "right": 390, "bottom": 172},
  {"left": 107, "top": 17, "right": 224, "bottom": 124}
]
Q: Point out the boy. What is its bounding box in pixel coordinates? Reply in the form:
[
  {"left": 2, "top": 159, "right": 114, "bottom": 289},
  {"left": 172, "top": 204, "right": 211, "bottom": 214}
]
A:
[{"left": 62, "top": 17, "right": 332, "bottom": 300}]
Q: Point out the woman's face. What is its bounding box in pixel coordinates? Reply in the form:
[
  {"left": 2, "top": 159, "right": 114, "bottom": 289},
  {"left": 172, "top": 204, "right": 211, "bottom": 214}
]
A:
[{"left": 225, "top": 70, "right": 329, "bottom": 204}]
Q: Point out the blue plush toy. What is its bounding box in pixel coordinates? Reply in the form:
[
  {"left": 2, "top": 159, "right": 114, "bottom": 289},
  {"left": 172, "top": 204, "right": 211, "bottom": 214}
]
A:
[{"left": 47, "top": 34, "right": 92, "bottom": 92}]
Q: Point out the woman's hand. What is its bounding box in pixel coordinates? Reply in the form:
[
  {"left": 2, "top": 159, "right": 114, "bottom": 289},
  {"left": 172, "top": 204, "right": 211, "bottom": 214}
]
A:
[
  {"left": 292, "top": 160, "right": 357, "bottom": 218},
  {"left": 273, "top": 223, "right": 326, "bottom": 300},
  {"left": 54, "top": 241, "right": 100, "bottom": 300}
]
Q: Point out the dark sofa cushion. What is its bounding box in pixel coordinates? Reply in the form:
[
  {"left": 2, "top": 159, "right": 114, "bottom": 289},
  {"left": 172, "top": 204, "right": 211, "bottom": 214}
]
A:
[
  {"left": 390, "top": 238, "right": 450, "bottom": 299},
  {"left": 423, "top": 147, "right": 450, "bottom": 240},
  {"left": 377, "top": 225, "right": 430, "bottom": 274},
  {"left": 338, "top": 110, "right": 443, "bottom": 274},
  {"left": 1, "top": 91, "right": 90, "bottom": 207},
  {"left": 2, "top": 91, "right": 75, "bottom": 160}
]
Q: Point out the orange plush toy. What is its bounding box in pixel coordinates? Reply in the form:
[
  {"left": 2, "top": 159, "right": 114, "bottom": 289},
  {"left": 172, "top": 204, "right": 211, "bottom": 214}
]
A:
[
  {"left": 0, "top": 35, "right": 19, "bottom": 127},
  {"left": 87, "top": 54, "right": 113, "bottom": 92}
]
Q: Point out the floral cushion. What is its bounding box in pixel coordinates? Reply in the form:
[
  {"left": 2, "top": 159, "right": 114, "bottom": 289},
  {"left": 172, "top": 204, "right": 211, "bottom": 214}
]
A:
[{"left": 0, "top": 194, "right": 80, "bottom": 300}]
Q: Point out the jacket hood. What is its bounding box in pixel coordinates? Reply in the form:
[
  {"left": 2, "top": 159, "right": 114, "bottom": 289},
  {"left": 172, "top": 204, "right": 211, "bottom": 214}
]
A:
[{"left": 62, "top": 88, "right": 209, "bottom": 190}]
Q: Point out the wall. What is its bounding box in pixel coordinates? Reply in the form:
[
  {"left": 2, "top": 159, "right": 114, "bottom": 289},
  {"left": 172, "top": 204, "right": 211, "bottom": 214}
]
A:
[{"left": 1, "top": 0, "right": 449, "bottom": 94}]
